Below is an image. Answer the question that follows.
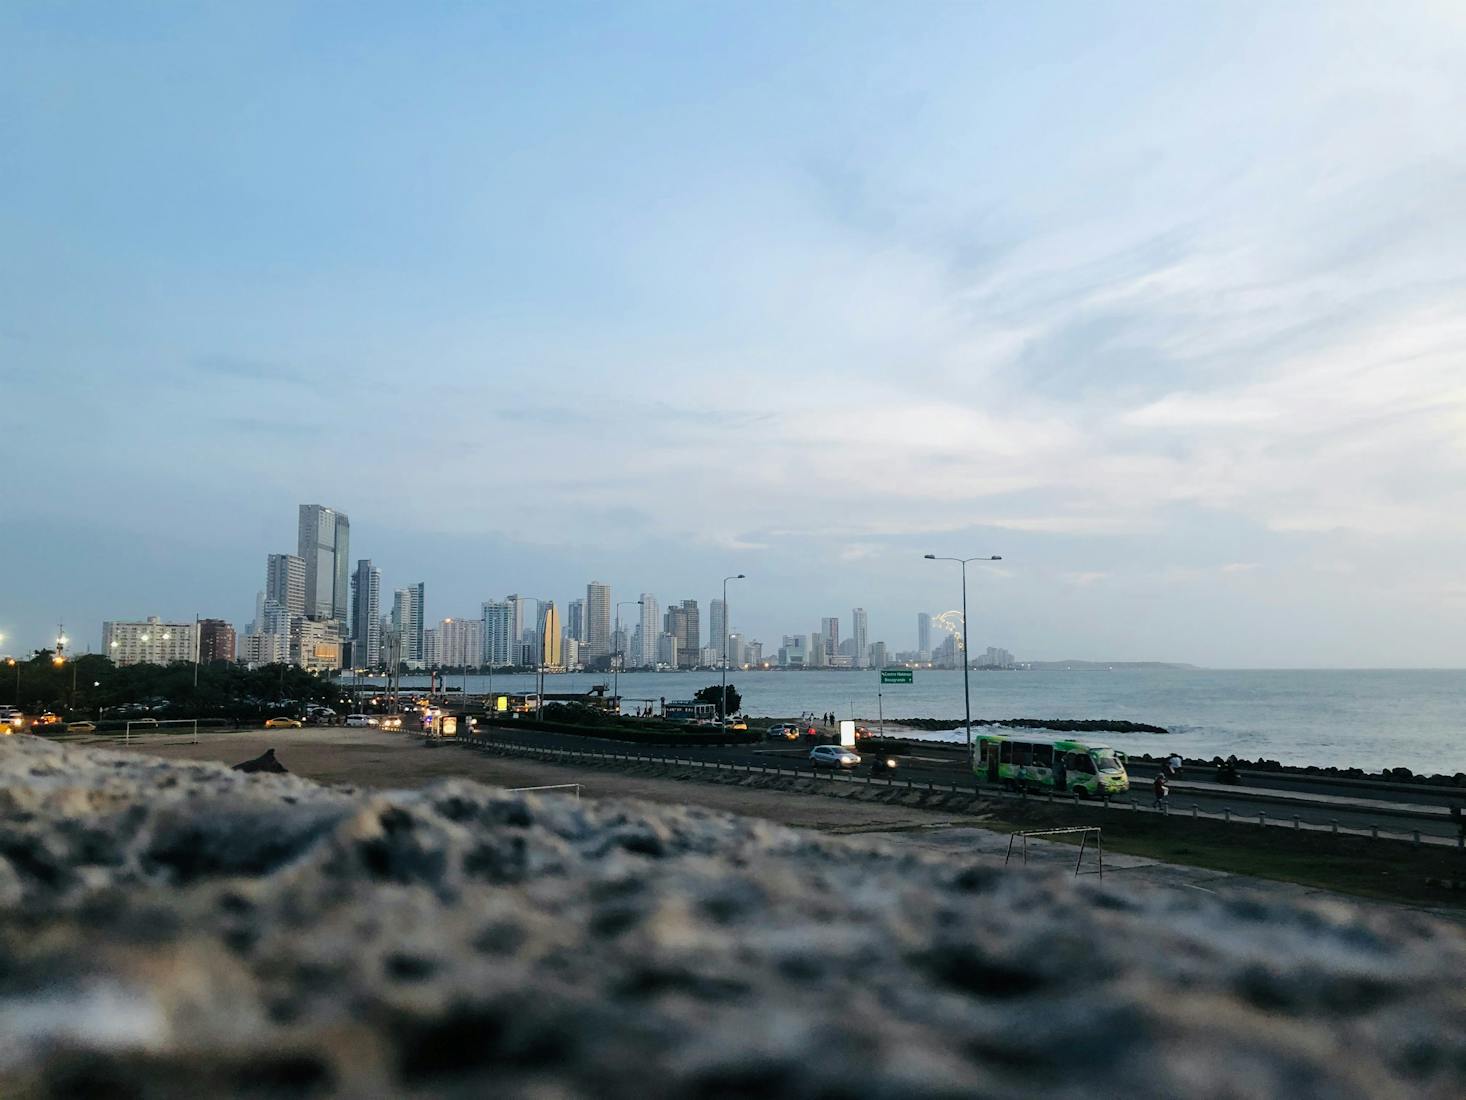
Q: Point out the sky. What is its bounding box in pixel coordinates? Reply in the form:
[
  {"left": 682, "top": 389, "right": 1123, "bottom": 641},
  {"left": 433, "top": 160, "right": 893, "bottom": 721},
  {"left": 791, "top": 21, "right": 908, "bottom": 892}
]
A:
[{"left": 3, "top": 2, "right": 1466, "bottom": 667}]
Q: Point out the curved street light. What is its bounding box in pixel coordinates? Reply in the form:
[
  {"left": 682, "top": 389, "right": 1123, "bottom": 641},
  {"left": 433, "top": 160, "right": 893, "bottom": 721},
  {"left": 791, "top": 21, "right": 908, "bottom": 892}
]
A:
[{"left": 923, "top": 554, "right": 1002, "bottom": 753}]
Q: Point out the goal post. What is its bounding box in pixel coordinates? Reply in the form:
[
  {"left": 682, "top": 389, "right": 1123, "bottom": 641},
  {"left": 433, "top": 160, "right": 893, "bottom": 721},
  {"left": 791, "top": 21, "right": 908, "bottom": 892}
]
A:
[{"left": 123, "top": 718, "right": 201, "bottom": 745}]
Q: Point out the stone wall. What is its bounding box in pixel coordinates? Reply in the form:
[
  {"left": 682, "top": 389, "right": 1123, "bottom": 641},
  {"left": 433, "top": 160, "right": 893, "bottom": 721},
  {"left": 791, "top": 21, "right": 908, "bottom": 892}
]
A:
[{"left": 0, "top": 735, "right": 1462, "bottom": 1098}]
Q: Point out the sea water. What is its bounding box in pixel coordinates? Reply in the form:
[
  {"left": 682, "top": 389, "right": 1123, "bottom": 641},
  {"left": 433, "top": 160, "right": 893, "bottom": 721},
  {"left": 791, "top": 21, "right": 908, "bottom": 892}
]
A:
[{"left": 380, "top": 667, "right": 1466, "bottom": 774}]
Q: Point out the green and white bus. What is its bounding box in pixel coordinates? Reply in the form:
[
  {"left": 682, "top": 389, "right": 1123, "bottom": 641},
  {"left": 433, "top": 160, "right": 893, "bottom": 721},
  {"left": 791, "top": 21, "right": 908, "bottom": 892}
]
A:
[{"left": 973, "top": 733, "right": 1130, "bottom": 798}]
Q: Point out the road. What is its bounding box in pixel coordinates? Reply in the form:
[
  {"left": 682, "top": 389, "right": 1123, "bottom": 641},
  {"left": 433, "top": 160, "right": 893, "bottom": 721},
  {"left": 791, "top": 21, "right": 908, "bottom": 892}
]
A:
[{"left": 467, "top": 722, "right": 1465, "bottom": 841}]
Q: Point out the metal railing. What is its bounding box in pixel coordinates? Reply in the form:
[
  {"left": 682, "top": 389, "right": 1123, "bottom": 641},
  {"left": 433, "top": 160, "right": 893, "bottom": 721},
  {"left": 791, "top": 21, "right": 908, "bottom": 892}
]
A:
[{"left": 454, "top": 733, "right": 1465, "bottom": 849}]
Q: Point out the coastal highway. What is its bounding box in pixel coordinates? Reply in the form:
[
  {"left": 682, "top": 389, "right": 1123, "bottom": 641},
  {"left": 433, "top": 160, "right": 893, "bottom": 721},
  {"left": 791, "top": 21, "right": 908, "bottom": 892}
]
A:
[{"left": 462, "top": 723, "right": 1466, "bottom": 841}]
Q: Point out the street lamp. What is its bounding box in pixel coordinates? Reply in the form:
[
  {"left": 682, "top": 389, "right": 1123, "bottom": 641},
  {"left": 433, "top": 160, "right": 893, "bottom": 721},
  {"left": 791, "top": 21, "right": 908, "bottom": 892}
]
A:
[
  {"left": 721, "top": 574, "right": 746, "bottom": 723},
  {"left": 614, "top": 600, "right": 642, "bottom": 716},
  {"left": 924, "top": 554, "right": 1003, "bottom": 754}
]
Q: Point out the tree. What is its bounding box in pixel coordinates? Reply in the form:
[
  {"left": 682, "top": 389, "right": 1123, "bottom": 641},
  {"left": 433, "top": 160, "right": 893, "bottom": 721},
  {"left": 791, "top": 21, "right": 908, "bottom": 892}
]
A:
[{"left": 693, "top": 683, "right": 741, "bottom": 718}]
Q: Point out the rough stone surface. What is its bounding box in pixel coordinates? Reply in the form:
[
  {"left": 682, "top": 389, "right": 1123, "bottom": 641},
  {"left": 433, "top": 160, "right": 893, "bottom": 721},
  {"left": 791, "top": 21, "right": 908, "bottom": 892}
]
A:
[{"left": 0, "top": 736, "right": 1463, "bottom": 1099}]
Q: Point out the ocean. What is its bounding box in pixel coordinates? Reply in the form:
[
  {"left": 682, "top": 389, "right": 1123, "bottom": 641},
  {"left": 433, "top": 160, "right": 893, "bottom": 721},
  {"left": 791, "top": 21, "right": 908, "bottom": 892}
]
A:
[{"left": 380, "top": 668, "right": 1466, "bottom": 775}]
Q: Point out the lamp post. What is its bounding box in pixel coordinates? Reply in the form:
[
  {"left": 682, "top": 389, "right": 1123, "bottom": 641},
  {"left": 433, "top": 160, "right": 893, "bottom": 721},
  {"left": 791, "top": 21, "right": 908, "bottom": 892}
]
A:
[
  {"left": 614, "top": 600, "right": 642, "bottom": 716},
  {"left": 8, "top": 658, "right": 18, "bottom": 705},
  {"left": 720, "top": 574, "right": 745, "bottom": 723},
  {"left": 923, "top": 554, "right": 1002, "bottom": 753}
]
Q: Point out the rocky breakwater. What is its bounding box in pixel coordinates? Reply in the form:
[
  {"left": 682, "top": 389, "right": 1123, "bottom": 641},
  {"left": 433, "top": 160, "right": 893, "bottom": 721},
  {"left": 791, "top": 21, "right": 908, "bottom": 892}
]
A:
[{"left": 0, "top": 736, "right": 1464, "bottom": 1099}]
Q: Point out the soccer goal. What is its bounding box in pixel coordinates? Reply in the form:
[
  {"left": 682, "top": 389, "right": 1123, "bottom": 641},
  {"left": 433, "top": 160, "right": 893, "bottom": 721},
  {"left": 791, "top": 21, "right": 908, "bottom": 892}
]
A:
[{"left": 124, "top": 718, "right": 200, "bottom": 745}]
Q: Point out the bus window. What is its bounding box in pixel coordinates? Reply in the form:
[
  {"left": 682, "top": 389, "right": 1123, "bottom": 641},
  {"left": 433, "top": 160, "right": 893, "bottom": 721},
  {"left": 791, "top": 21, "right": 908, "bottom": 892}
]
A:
[
  {"left": 1066, "top": 752, "right": 1096, "bottom": 774},
  {"left": 1031, "top": 744, "right": 1053, "bottom": 768},
  {"left": 1013, "top": 743, "right": 1032, "bottom": 766},
  {"left": 999, "top": 741, "right": 1013, "bottom": 764}
]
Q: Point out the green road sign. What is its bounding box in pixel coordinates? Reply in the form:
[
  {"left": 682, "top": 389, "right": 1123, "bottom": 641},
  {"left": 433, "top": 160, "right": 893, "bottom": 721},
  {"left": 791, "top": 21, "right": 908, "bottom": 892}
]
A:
[{"left": 880, "top": 670, "right": 914, "bottom": 684}]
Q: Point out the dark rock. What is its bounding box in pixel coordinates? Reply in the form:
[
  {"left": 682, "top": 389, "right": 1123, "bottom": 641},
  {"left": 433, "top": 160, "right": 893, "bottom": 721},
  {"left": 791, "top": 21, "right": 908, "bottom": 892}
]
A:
[{"left": 232, "top": 749, "right": 288, "bottom": 774}]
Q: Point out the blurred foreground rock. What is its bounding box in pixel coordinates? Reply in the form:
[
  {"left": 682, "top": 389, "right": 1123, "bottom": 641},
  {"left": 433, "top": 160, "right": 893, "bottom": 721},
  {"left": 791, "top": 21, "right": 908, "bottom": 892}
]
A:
[{"left": 0, "top": 735, "right": 1462, "bottom": 1099}]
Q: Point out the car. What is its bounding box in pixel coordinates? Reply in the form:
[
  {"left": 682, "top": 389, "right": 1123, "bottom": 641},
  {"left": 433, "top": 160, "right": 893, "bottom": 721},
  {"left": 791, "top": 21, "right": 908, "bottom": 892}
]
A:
[
  {"left": 809, "top": 745, "right": 861, "bottom": 769},
  {"left": 379, "top": 716, "right": 403, "bottom": 730},
  {"left": 66, "top": 721, "right": 97, "bottom": 732},
  {"left": 766, "top": 724, "right": 800, "bottom": 740},
  {"left": 722, "top": 718, "right": 748, "bottom": 731},
  {"left": 264, "top": 716, "right": 302, "bottom": 729},
  {"left": 345, "top": 714, "right": 378, "bottom": 728}
]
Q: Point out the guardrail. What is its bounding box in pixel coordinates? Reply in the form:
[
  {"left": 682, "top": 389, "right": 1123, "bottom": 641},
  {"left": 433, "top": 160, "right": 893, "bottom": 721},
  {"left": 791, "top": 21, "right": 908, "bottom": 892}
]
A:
[{"left": 455, "top": 732, "right": 1465, "bottom": 849}]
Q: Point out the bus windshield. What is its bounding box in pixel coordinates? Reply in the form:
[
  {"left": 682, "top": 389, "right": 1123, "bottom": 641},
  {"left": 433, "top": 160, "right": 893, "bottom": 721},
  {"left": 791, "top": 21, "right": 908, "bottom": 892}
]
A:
[{"left": 1091, "top": 749, "right": 1124, "bottom": 774}]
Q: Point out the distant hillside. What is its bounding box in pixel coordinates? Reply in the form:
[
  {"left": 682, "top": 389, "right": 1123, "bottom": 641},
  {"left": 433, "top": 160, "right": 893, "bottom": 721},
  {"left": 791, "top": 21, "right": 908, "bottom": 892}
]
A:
[{"left": 1024, "top": 660, "right": 1199, "bottom": 671}]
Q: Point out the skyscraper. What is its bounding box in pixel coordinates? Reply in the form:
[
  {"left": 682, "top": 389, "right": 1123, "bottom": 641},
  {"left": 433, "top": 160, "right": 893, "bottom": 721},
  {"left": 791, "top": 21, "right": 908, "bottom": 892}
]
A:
[
  {"left": 821, "top": 616, "right": 840, "bottom": 659},
  {"left": 710, "top": 599, "right": 728, "bottom": 663},
  {"left": 541, "top": 602, "right": 562, "bottom": 668},
  {"left": 917, "top": 612, "right": 933, "bottom": 661},
  {"left": 265, "top": 554, "right": 306, "bottom": 618},
  {"left": 677, "top": 599, "right": 700, "bottom": 668},
  {"left": 350, "top": 559, "right": 382, "bottom": 668},
  {"left": 851, "top": 607, "right": 868, "bottom": 668},
  {"left": 639, "top": 594, "right": 659, "bottom": 668},
  {"left": 506, "top": 595, "right": 528, "bottom": 652},
  {"left": 586, "top": 581, "right": 612, "bottom": 659},
  {"left": 297, "top": 505, "right": 350, "bottom": 625},
  {"left": 481, "top": 601, "right": 512, "bottom": 666},
  {"left": 392, "top": 584, "right": 425, "bottom": 662},
  {"left": 567, "top": 598, "right": 586, "bottom": 644}
]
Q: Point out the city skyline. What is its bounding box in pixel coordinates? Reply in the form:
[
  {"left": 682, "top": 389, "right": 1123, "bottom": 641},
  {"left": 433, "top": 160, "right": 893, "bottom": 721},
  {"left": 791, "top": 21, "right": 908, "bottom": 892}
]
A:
[{"left": 5, "top": 5, "right": 1466, "bottom": 668}]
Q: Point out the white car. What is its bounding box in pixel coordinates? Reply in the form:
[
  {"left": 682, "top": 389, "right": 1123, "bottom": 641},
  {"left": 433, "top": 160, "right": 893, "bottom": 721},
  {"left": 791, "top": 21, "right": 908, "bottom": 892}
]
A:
[
  {"left": 809, "top": 745, "right": 861, "bottom": 769},
  {"left": 345, "top": 714, "right": 379, "bottom": 728}
]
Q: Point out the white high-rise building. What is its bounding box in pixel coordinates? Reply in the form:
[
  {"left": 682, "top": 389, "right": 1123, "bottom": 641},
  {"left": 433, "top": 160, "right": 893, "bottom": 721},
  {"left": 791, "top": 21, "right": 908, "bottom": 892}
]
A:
[
  {"left": 586, "top": 581, "right": 612, "bottom": 659},
  {"left": 639, "top": 594, "right": 659, "bottom": 668},
  {"left": 481, "top": 601, "right": 513, "bottom": 666},
  {"left": 710, "top": 599, "right": 728, "bottom": 663},
  {"left": 851, "top": 607, "right": 869, "bottom": 669},
  {"left": 392, "top": 584, "right": 425, "bottom": 663},
  {"left": 350, "top": 559, "right": 382, "bottom": 668},
  {"left": 821, "top": 617, "right": 840, "bottom": 660},
  {"left": 505, "top": 595, "right": 529, "bottom": 653},
  {"left": 240, "top": 631, "right": 289, "bottom": 666},
  {"left": 103, "top": 617, "right": 198, "bottom": 667},
  {"left": 917, "top": 612, "right": 933, "bottom": 661},
  {"left": 432, "top": 617, "right": 484, "bottom": 668},
  {"left": 266, "top": 554, "right": 306, "bottom": 618},
  {"left": 297, "top": 505, "right": 350, "bottom": 626}
]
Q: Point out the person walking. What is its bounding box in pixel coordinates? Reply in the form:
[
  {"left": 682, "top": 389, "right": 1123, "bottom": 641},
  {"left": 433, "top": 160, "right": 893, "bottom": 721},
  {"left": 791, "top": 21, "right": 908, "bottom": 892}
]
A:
[{"left": 1152, "top": 771, "right": 1170, "bottom": 812}]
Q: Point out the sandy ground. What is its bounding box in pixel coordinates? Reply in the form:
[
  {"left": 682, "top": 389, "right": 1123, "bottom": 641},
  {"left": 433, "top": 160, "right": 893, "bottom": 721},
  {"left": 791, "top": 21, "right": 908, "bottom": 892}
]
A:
[{"left": 100, "top": 727, "right": 959, "bottom": 833}]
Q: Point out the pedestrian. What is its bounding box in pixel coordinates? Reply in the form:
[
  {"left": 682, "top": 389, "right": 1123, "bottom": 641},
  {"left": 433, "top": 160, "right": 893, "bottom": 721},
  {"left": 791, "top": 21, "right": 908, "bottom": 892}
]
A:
[
  {"left": 1152, "top": 771, "right": 1169, "bottom": 812},
  {"left": 1166, "top": 752, "right": 1183, "bottom": 779}
]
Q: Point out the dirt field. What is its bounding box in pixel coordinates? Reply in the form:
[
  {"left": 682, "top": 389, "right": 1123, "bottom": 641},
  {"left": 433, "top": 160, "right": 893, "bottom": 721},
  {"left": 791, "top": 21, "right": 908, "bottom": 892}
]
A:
[{"left": 103, "top": 727, "right": 970, "bottom": 834}]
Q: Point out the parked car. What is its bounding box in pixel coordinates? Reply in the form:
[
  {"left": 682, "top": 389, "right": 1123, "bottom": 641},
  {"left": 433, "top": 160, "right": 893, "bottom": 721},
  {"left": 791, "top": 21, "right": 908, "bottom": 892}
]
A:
[
  {"left": 766, "top": 724, "right": 799, "bottom": 740},
  {"left": 722, "top": 718, "right": 748, "bottom": 731},
  {"left": 264, "top": 716, "right": 302, "bottom": 729},
  {"left": 809, "top": 745, "right": 862, "bottom": 769},
  {"left": 129, "top": 717, "right": 158, "bottom": 727}
]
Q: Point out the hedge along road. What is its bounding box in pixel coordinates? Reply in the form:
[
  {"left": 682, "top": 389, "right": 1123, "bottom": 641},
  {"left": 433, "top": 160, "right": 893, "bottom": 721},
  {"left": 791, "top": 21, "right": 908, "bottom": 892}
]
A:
[{"left": 461, "top": 722, "right": 1465, "bottom": 843}]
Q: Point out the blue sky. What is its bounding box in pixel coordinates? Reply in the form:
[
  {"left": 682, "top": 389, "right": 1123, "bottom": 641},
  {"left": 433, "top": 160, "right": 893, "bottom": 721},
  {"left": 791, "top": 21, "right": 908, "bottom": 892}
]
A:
[{"left": 3, "top": 2, "right": 1466, "bottom": 666}]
